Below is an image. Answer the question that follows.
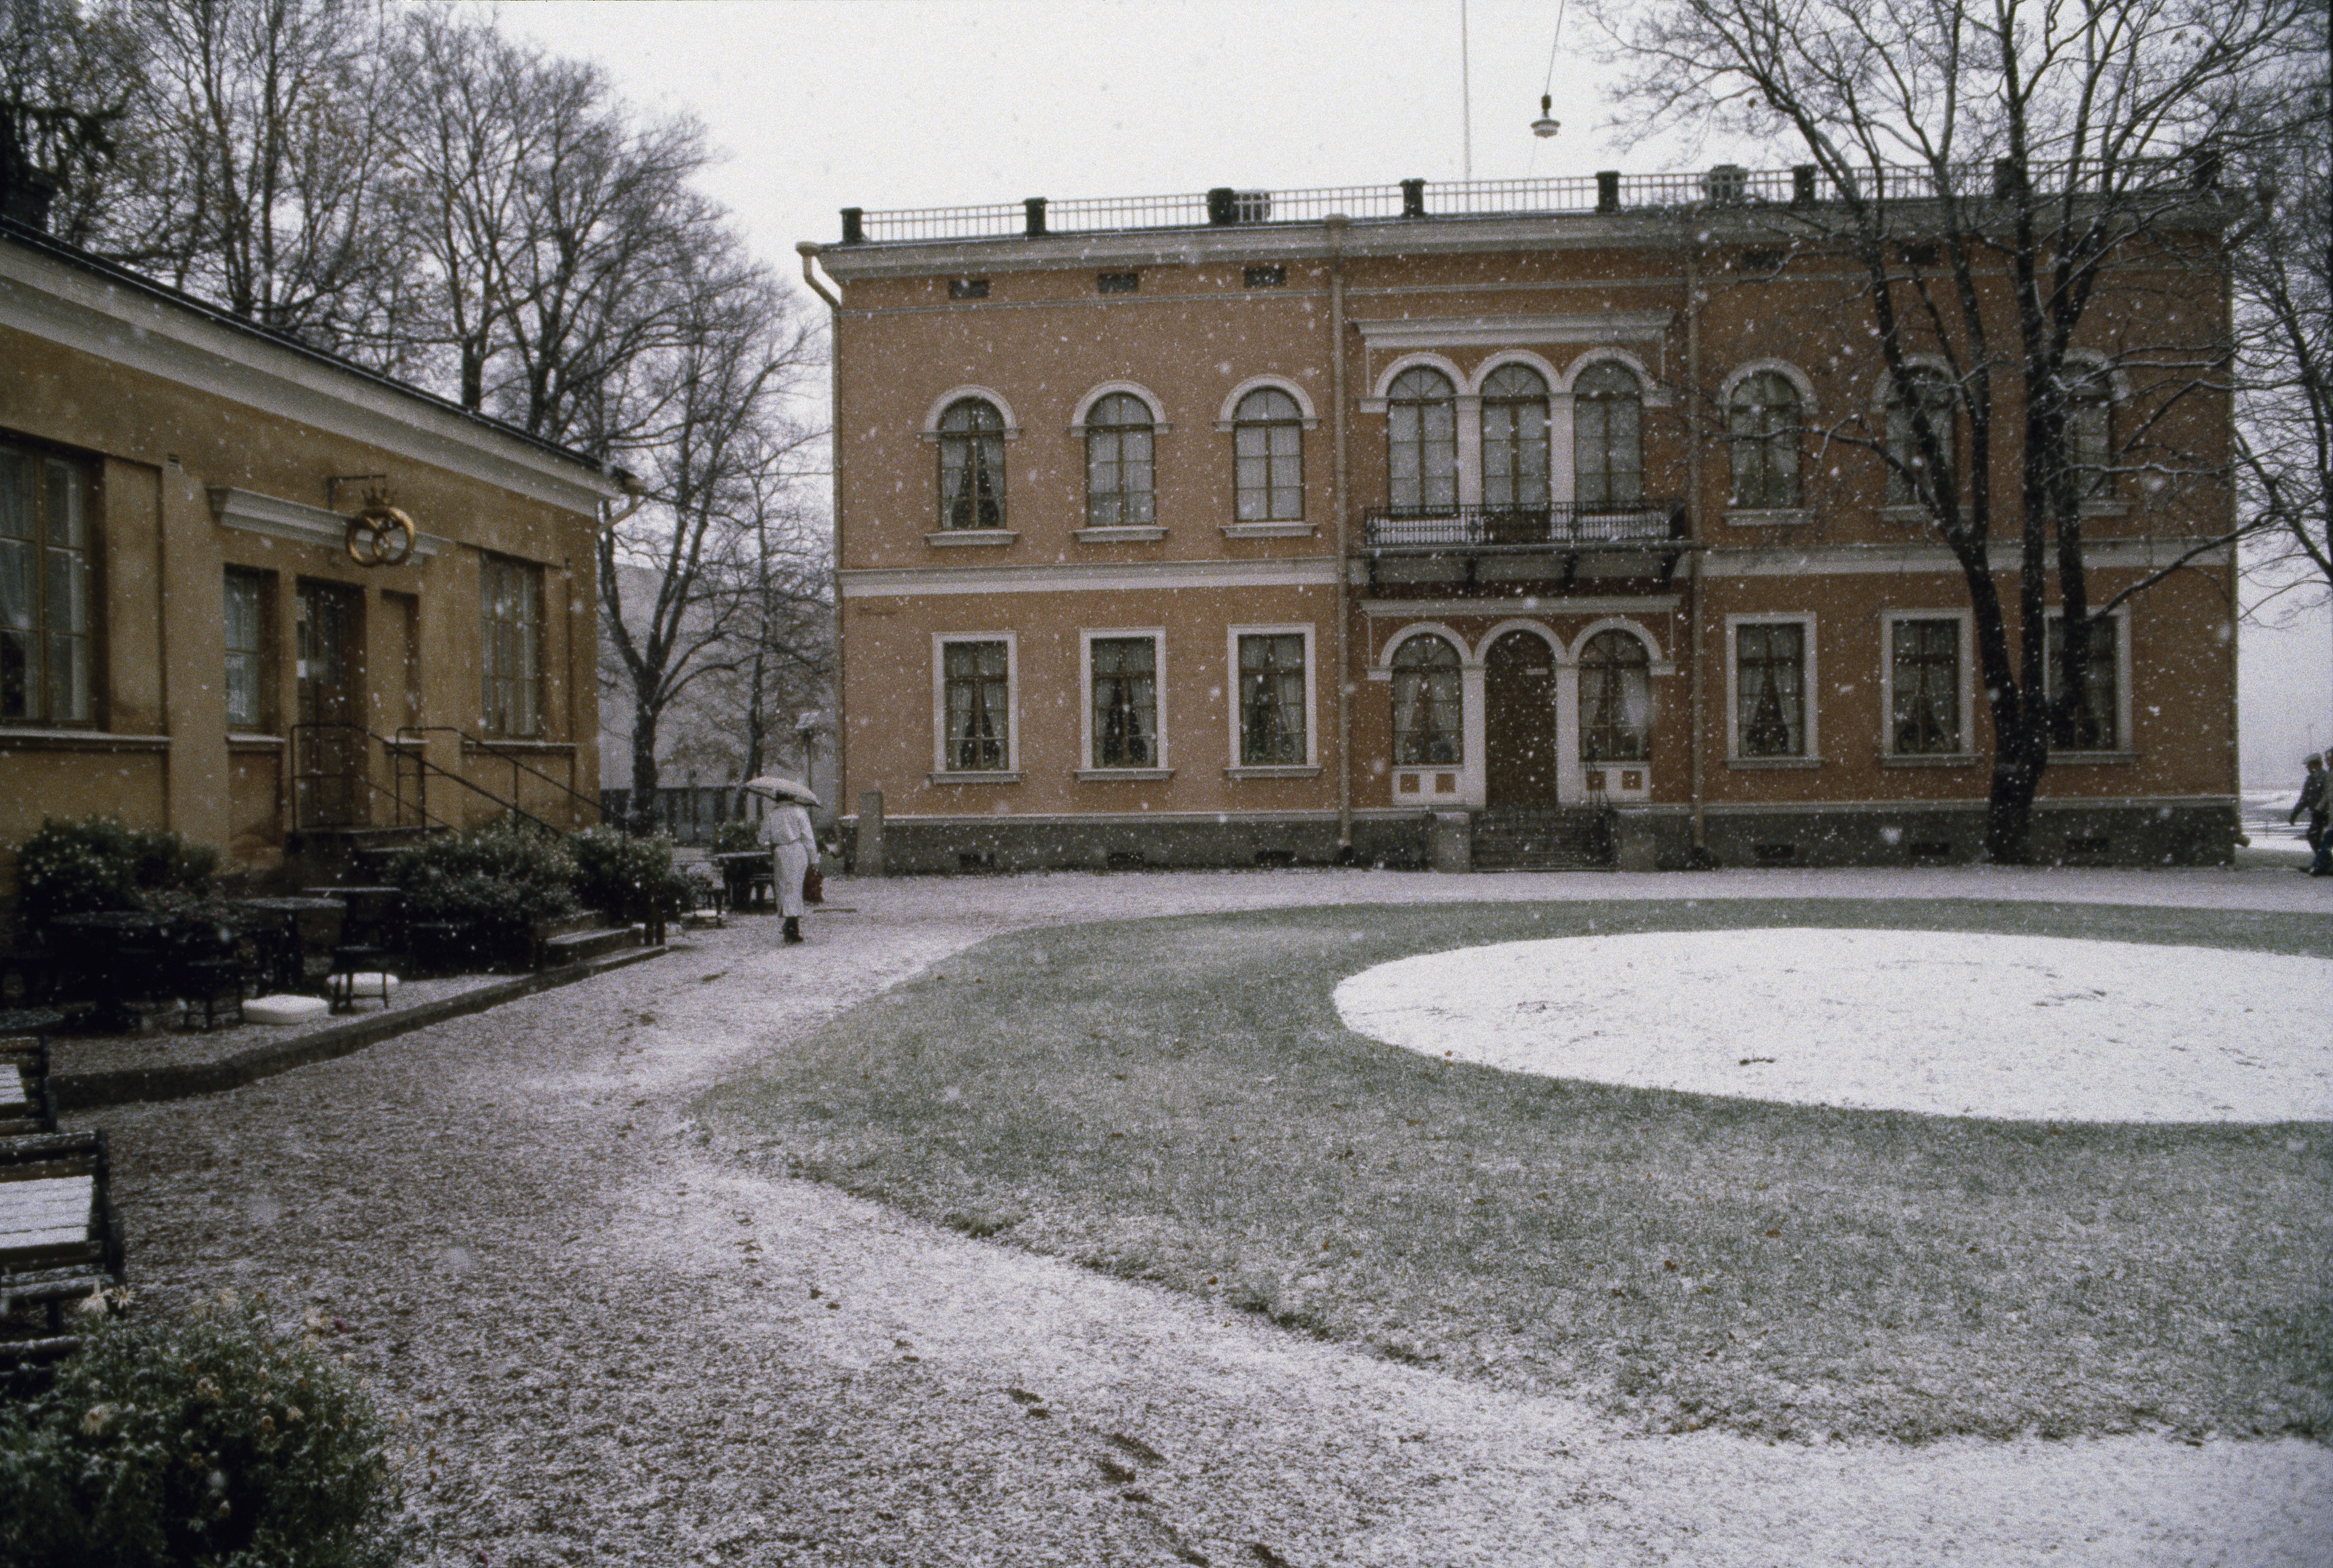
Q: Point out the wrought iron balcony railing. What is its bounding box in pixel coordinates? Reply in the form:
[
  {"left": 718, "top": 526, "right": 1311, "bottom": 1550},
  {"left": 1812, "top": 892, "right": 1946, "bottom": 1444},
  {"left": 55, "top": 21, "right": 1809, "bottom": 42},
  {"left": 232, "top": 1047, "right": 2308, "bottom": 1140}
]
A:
[{"left": 1359, "top": 502, "right": 1687, "bottom": 551}]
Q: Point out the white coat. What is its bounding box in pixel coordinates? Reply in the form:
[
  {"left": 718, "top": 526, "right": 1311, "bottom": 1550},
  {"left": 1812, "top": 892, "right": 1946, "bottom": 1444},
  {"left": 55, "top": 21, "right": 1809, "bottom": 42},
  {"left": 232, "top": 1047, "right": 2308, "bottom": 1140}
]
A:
[{"left": 758, "top": 801, "right": 816, "bottom": 918}]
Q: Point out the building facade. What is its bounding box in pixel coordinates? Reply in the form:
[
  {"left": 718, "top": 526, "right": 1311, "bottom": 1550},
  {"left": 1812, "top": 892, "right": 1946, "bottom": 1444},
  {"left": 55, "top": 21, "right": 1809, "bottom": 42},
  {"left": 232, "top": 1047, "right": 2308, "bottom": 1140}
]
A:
[
  {"left": 807, "top": 171, "right": 2239, "bottom": 873},
  {"left": 0, "top": 220, "right": 622, "bottom": 906}
]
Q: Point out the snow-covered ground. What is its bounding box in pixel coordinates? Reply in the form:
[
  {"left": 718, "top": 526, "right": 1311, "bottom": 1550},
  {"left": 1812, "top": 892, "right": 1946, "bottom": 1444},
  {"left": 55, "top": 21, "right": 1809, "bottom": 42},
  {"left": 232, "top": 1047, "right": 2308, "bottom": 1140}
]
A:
[
  {"left": 82, "top": 865, "right": 2332, "bottom": 1567},
  {"left": 1337, "top": 929, "right": 2333, "bottom": 1123}
]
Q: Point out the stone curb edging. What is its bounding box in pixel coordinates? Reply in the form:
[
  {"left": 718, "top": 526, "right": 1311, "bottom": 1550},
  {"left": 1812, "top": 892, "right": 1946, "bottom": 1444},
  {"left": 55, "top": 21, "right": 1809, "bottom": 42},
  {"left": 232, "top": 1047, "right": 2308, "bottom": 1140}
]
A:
[{"left": 51, "top": 944, "right": 676, "bottom": 1112}]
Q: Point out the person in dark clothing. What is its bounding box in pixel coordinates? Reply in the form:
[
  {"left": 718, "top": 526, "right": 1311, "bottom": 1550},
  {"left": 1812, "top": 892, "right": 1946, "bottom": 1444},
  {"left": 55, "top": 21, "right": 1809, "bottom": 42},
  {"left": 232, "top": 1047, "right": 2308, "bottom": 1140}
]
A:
[{"left": 2291, "top": 753, "right": 2330, "bottom": 877}]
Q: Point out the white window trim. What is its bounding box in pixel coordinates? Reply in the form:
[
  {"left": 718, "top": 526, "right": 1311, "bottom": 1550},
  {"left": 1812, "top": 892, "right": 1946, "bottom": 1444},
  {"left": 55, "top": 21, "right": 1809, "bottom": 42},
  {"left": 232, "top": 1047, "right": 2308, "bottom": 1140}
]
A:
[
  {"left": 1360, "top": 352, "right": 1466, "bottom": 413},
  {"left": 1877, "top": 608, "right": 1975, "bottom": 760},
  {"left": 930, "top": 632, "right": 1019, "bottom": 779},
  {"left": 2043, "top": 605, "right": 2135, "bottom": 757},
  {"left": 1717, "top": 358, "right": 1819, "bottom": 414},
  {"left": 1215, "top": 375, "right": 1320, "bottom": 431},
  {"left": 1066, "top": 381, "right": 1171, "bottom": 436},
  {"left": 1466, "top": 349, "right": 1563, "bottom": 396},
  {"left": 1225, "top": 623, "right": 1318, "bottom": 773},
  {"left": 919, "top": 385, "right": 1022, "bottom": 442},
  {"left": 1079, "top": 626, "right": 1169, "bottom": 776},
  {"left": 1558, "top": 347, "right": 1674, "bottom": 406},
  {"left": 1725, "top": 612, "right": 1819, "bottom": 763}
]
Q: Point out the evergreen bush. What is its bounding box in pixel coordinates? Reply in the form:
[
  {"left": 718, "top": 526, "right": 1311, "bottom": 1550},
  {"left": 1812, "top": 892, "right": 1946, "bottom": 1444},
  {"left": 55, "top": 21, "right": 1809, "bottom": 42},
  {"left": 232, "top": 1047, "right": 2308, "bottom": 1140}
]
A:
[
  {"left": 568, "top": 826, "right": 674, "bottom": 920},
  {"left": 13, "top": 817, "right": 219, "bottom": 929},
  {"left": 0, "top": 1295, "right": 405, "bottom": 1567},
  {"left": 387, "top": 816, "right": 578, "bottom": 964},
  {"left": 709, "top": 818, "right": 761, "bottom": 856}
]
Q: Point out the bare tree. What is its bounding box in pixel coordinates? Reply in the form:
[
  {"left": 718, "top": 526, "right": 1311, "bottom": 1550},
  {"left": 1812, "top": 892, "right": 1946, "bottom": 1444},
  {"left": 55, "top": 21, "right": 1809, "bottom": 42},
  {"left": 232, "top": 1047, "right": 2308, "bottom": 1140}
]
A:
[
  {"left": 0, "top": 0, "right": 145, "bottom": 245},
  {"left": 2230, "top": 38, "right": 2332, "bottom": 743},
  {"left": 598, "top": 261, "right": 822, "bottom": 831},
  {"left": 1595, "top": 0, "right": 2313, "bottom": 859}
]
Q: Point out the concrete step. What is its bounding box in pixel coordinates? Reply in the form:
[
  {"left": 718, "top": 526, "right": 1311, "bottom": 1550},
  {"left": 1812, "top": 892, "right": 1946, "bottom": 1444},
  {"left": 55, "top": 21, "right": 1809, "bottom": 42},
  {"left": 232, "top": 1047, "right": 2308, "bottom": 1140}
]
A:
[
  {"left": 539, "top": 926, "right": 640, "bottom": 968},
  {"left": 1472, "top": 807, "right": 1615, "bottom": 871}
]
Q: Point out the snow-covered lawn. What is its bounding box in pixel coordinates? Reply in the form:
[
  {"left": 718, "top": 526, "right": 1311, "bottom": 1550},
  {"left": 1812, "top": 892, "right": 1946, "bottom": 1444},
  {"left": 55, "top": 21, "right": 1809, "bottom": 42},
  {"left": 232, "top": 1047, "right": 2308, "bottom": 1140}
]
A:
[{"left": 1337, "top": 929, "right": 2333, "bottom": 1123}]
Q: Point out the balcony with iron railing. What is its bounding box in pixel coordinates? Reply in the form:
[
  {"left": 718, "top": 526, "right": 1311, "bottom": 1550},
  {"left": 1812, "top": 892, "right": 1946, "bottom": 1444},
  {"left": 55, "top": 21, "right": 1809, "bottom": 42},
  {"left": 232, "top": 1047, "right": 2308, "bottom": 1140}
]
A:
[
  {"left": 1358, "top": 501, "right": 1688, "bottom": 554},
  {"left": 834, "top": 155, "right": 2219, "bottom": 246}
]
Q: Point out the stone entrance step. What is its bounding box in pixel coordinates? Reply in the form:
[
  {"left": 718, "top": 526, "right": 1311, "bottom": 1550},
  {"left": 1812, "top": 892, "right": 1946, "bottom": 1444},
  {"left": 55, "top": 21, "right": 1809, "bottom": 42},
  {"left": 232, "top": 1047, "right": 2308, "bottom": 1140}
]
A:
[{"left": 1471, "top": 807, "right": 1616, "bottom": 871}]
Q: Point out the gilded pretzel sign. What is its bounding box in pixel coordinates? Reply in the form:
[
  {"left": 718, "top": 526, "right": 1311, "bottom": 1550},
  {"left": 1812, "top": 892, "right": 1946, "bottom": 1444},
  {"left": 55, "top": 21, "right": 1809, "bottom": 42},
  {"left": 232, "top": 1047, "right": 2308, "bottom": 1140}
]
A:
[{"left": 344, "top": 502, "right": 417, "bottom": 567}]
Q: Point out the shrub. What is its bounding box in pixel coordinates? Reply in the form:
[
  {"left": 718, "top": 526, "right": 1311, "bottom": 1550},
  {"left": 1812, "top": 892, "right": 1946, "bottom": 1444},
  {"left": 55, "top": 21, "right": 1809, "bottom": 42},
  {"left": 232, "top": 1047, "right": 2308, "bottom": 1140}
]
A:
[
  {"left": 0, "top": 1295, "right": 405, "bottom": 1567},
  {"left": 387, "top": 816, "right": 577, "bottom": 964},
  {"left": 14, "top": 817, "right": 219, "bottom": 929},
  {"left": 709, "top": 819, "right": 761, "bottom": 856},
  {"left": 569, "top": 826, "right": 675, "bottom": 920}
]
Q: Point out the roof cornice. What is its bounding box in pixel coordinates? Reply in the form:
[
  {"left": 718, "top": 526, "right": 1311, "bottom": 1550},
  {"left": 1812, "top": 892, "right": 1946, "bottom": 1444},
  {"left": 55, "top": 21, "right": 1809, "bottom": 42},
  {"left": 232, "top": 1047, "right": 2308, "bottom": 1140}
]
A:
[{"left": 0, "top": 225, "right": 622, "bottom": 512}]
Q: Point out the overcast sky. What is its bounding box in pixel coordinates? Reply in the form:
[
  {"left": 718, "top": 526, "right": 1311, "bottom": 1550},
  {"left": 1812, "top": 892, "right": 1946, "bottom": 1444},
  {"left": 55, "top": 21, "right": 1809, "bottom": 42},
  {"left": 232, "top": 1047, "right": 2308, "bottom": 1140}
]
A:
[{"left": 479, "top": 0, "right": 2330, "bottom": 789}]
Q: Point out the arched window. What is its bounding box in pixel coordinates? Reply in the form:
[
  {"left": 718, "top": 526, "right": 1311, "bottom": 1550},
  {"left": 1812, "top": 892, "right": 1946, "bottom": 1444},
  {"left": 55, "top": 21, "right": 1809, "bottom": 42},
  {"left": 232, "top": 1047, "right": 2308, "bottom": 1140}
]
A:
[
  {"left": 1578, "top": 630, "right": 1652, "bottom": 762},
  {"left": 1480, "top": 364, "right": 1551, "bottom": 510},
  {"left": 1233, "top": 387, "right": 1304, "bottom": 521},
  {"left": 938, "top": 398, "right": 1006, "bottom": 529},
  {"left": 1728, "top": 370, "right": 1802, "bottom": 508},
  {"left": 2064, "top": 364, "right": 2114, "bottom": 499},
  {"left": 1390, "top": 635, "right": 1463, "bottom": 765},
  {"left": 1573, "top": 361, "right": 1644, "bottom": 507},
  {"left": 1084, "top": 392, "right": 1155, "bottom": 527},
  {"left": 1387, "top": 367, "right": 1457, "bottom": 512},
  {"left": 1885, "top": 367, "right": 1957, "bottom": 507}
]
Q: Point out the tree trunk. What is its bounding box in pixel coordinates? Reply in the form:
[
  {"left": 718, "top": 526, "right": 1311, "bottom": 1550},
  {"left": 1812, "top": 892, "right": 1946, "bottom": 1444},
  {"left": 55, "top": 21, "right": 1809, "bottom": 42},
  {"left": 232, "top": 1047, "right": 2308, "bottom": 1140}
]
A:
[
  {"left": 1987, "top": 703, "right": 2045, "bottom": 863},
  {"left": 628, "top": 705, "right": 661, "bottom": 836}
]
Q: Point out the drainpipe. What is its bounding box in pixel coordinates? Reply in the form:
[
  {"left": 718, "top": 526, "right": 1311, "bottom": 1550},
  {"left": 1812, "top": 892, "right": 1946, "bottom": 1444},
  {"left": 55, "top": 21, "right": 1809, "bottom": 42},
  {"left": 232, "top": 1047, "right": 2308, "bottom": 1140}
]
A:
[
  {"left": 1328, "top": 215, "right": 1354, "bottom": 857},
  {"left": 1686, "top": 234, "right": 1709, "bottom": 858},
  {"left": 799, "top": 242, "right": 847, "bottom": 830}
]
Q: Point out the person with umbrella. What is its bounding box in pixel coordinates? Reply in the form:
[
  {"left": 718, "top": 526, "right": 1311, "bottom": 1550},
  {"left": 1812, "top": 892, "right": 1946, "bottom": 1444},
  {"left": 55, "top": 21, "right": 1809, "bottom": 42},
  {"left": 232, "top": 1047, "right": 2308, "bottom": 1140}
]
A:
[{"left": 746, "top": 775, "right": 819, "bottom": 944}]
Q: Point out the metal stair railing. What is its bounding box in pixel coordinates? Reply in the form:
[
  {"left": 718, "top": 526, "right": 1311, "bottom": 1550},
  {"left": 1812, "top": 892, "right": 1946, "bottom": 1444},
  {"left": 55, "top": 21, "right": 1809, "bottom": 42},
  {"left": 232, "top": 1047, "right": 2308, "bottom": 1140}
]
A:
[
  {"left": 396, "top": 726, "right": 606, "bottom": 828},
  {"left": 290, "top": 721, "right": 558, "bottom": 837}
]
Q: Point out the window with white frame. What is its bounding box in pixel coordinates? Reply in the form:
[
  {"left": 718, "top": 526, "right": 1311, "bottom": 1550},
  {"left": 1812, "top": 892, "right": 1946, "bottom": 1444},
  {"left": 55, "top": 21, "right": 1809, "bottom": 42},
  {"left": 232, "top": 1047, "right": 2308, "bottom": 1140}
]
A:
[
  {"left": 1885, "top": 366, "right": 1958, "bottom": 506},
  {"left": 1233, "top": 388, "right": 1304, "bottom": 521},
  {"left": 1573, "top": 361, "right": 1644, "bottom": 507},
  {"left": 1236, "top": 632, "right": 1307, "bottom": 765},
  {"left": 938, "top": 396, "right": 1007, "bottom": 529},
  {"left": 1391, "top": 634, "right": 1462, "bottom": 765},
  {"left": 479, "top": 553, "right": 543, "bottom": 738},
  {"left": 1728, "top": 370, "right": 1803, "bottom": 508},
  {"left": 0, "top": 440, "right": 94, "bottom": 725},
  {"left": 1387, "top": 366, "right": 1457, "bottom": 512},
  {"left": 2064, "top": 364, "right": 2114, "bottom": 499},
  {"left": 1085, "top": 392, "right": 1156, "bottom": 527},
  {"left": 1088, "top": 635, "right": 1160, "bottom": 767},
  {"left": 2046, "top": 613, "right": 2122, "bottom": 751},
  {"left": 1579, "top": 629, "right": 1651, "bottom": 762},
  {"left": 1889, "top": 617, "right": 1962, "bottom": 754},
  {"left": 1480, "top": 364, "right": 1551, "bottom": 510},
  {"left": 1735, "top": 620, "right": 1808, "bottom": 757},
  {"left": 940, "top": 639, "right": 1011, "bottom": 770}
]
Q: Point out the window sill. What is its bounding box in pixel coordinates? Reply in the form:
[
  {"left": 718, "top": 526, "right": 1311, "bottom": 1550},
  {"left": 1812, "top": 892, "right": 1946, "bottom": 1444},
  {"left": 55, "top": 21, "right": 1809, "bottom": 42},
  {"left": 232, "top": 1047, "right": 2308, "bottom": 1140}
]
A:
[
  {"left": 2079, "top": 499, "right": 2130, "bottom": 518},
  {"left": 925, "top": 530, "right": 1018, "bottom": 547},
  {"left": 1725, "top": 508, "right": 1809, "bottom": 527},
  {"left": 1880, "top": 753, "right": 1981, "bottom": 767},
  {"left": 1221, "top": 522, "right": 1313, "bottom": 539},
  {"left": 928, "top": 770, "right": 1023, "bottom": 784},
  {"left": 227, "top": 732, "right": 286, "bottom": 749},
  {"left": 1727, "top": 755, "right": 1823, "bottom": 769},
  {"left": 1075, "top": 767, "right": 1173, "bottom": 782},
  {"left": 463, "top": 737, "right": 574, "bottom": 753},
  {"left": 1878, "top": 504, "right": 1971, "bottom": 526},
  {"left": 2047, "top": 750, "right": 2137, "bottom": 765},
  {"left": 1075, "top": 526, "right": 1167, "bottom": 543},
  {"left": 1224, "top": 765, "right": 1322, "bottom": 780},
  {"left": 0, "top": 728, "right": 169, "bottom": 751}
]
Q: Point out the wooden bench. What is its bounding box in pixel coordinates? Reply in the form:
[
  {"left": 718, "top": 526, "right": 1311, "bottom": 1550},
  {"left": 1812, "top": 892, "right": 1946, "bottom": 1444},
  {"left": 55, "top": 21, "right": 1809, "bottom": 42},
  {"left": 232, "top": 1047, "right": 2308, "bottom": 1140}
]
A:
[
  {"left": 0, "top": 1035, "right": 56, "bottom": 1137},
  {"left": 1, "top": 1129, "right": 124, "bottom": 1367}
]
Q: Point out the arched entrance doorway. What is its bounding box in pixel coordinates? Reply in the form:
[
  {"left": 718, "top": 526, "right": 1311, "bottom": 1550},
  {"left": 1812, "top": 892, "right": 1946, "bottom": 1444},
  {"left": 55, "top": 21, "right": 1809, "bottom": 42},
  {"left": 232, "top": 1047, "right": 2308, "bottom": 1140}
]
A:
[{"left": 1484, "top": 630, "right": 1559, "bottom": 807}]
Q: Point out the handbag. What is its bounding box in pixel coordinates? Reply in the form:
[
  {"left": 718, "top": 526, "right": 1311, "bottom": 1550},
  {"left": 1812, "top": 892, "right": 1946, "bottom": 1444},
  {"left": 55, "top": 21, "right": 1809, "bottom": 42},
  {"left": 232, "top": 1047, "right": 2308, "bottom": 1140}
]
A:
[{"left": 802, "top": 861, "right": 824, "bottom": 905}]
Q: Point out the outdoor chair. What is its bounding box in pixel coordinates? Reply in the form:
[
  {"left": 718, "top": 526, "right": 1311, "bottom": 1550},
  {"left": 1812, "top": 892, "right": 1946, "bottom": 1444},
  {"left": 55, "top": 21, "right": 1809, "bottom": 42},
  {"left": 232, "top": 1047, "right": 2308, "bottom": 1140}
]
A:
[
  {"left": 326, "top": 888, "right": 405, "bottom": 1013},
  {"left": 164, "top": 919, "right": 252, "bottom": 1032},
  {"left": 0, "top": 1128, "right": 124, "bottom": 1376},
  {"left": 0, "top": 1034, "right": 56, "bottom": 1137}
]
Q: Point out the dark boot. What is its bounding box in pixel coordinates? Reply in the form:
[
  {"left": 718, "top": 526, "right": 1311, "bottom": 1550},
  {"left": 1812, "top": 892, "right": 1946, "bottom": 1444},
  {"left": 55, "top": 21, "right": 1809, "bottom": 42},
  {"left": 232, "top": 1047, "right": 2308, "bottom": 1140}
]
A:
[{"left": 783, "top": 916, "right": 803, "bottom": 944}]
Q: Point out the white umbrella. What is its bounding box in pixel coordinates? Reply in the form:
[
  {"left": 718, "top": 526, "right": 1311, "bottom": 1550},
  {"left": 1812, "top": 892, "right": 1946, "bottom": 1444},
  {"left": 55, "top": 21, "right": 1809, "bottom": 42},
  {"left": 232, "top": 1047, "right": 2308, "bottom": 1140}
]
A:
[{"left": 742, "top": 774, "right": 820, "bottom": 808}]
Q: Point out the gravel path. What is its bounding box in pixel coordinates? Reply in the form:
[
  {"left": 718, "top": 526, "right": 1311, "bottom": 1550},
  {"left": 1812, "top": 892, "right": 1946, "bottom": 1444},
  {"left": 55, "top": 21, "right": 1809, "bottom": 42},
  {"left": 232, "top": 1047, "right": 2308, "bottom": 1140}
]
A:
[{"left": 78, "top": 867, "right": 2332, "bottom": 1566}]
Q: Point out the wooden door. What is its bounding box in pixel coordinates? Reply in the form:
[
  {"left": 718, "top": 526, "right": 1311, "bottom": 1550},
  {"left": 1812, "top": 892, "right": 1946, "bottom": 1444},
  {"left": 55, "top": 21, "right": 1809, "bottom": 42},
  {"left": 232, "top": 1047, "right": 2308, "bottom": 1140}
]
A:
[
  {"left": 295, "top": 581, "right": 363, "bottom": 826},
  {"left": 1484, "top": 631, "right": 1558, "bottom": 807}
]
